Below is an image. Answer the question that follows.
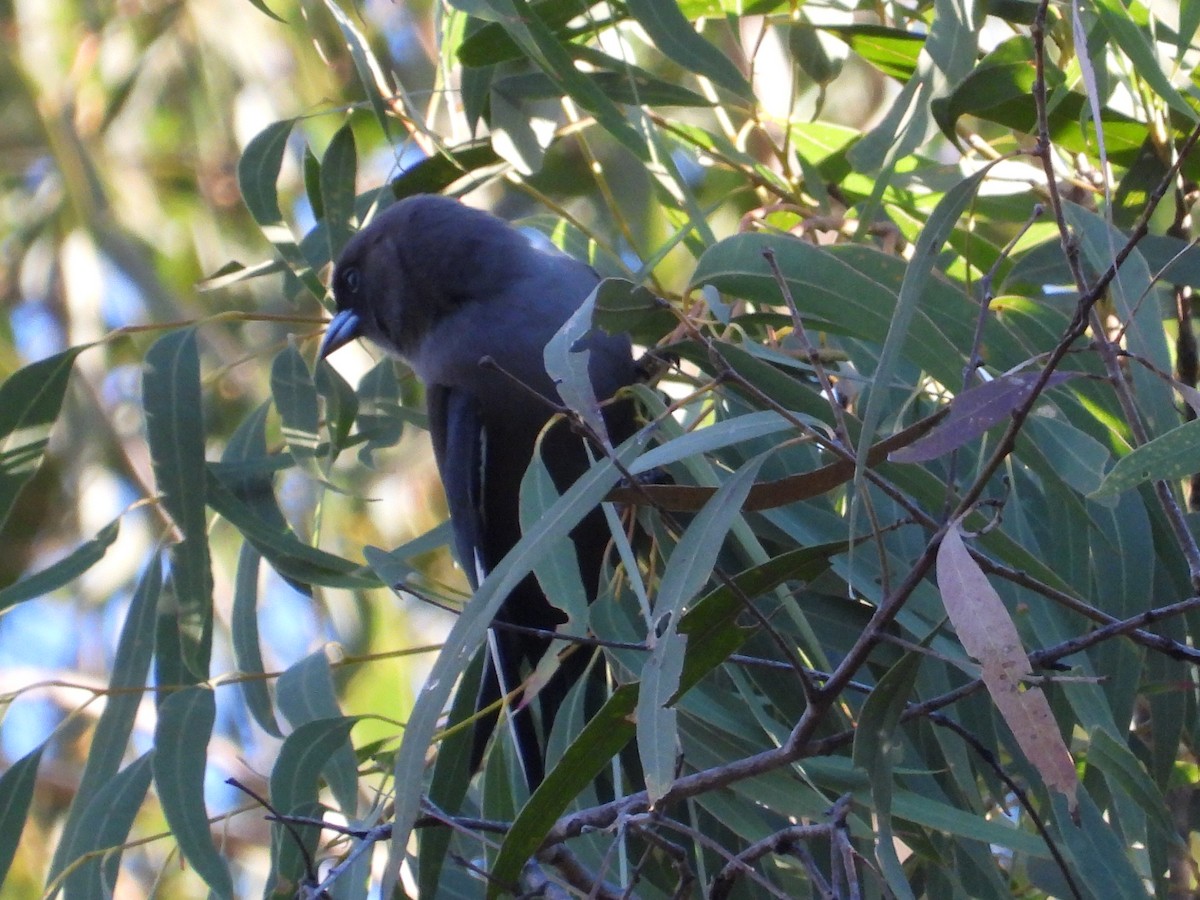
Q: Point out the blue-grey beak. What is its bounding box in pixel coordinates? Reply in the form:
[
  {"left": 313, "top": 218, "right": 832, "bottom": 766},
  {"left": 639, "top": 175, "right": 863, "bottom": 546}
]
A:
[{"left": 319, "top": 309, "right": 363, "bottom": 358}]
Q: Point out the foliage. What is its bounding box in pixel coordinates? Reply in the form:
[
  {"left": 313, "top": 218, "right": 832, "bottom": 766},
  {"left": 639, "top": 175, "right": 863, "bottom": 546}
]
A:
[{"left": 4, "top": 0, "right": 1200, "bottom": 897}]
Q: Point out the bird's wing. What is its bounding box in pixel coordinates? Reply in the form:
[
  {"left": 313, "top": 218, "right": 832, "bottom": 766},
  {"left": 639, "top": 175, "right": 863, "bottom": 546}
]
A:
[
  {"left": 426, "top": 383, "right": 487, "bottom": 589},
  {"left": 429, "top": 382, "right": 543, "bottom": 781}
]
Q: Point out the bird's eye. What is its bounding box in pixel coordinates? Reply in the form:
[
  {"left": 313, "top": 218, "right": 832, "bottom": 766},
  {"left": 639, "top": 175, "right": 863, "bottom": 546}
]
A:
[{"left": 342, "top": 267, "right": 361, "bottom": 293}]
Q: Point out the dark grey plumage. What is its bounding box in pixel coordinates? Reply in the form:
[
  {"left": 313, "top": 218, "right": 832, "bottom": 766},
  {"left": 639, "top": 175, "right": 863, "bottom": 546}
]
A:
[{"left": 319, "top": 194, "right": 636, "bottom": 785}]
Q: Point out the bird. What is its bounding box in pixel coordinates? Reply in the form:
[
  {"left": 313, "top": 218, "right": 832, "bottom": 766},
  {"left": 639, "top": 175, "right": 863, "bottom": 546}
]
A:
[{"left": 318, "top": 194, "right": 637, "bottom": 787}]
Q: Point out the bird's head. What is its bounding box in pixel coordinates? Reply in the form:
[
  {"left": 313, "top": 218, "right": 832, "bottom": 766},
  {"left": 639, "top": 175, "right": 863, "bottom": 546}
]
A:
[{"left": 318, "top": 194, "right": 531, "bottom": 362}]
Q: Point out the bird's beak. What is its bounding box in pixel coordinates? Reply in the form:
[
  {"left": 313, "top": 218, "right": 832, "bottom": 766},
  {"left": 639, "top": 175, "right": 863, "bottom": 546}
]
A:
[{"left": 319, "top": 310, "right": 363, "bottom": 358}]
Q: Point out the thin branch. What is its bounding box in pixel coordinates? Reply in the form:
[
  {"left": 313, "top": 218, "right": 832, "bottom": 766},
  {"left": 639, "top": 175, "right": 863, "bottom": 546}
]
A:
[
  {"left": 928, "top": 714, "right": 1083, "bottom": 900},
  {"left": 708, "top": 794, "right": 854, "bottom": 900}
]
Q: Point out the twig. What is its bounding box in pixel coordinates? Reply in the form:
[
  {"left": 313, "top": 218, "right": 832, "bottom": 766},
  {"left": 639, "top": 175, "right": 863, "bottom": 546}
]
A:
[
  {"left": 1027, "top": 0, "right": 1200, "bottom": 587},
  {"left": 708, "top": 794, "right": 854, "bottom": 900},
  {"left": 928, "top": 714, "right": 1083, "bottom": 900}
]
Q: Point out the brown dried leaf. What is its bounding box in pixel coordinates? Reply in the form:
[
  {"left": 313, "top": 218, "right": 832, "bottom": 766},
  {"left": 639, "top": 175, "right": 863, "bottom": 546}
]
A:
[{"left": 937, "top": 521, "right": 1079, "bottom": 813}]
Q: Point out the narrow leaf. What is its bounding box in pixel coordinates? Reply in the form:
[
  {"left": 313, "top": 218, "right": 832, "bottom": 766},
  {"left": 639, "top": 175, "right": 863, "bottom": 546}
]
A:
[
  {"left": 237, "top": 119, "right": 325, "bottom": 299},
  {"left": 0, "top": 346, "right": 86, "bottom": 531},
  {"left": 238, "top": 119, "right": 293, "bottom": 227},
  {"left": 315, "top": 358, "right": 359, "bottom": 453},
  {"left": 491, "top": 686, "right": 638, "bottom": 897},
  {"left": 629, "top": 410, "right": 816, "bottom": 475},
  {"left": 277, "top": 650, "right": 359, "bottom": 815},
  {"left": 48, "top": 558, "right": 160, "bottom": 889},
  {"left": 1090, "top": 418, "right": 1200, "bottom": 498},
  {"left": 626, "top": 0, "right": 751, "bottom": 98},
  {"left": 231, "top": 544, "right": 281, "bottom": 737},
  {"left": 54, "top": 753, "right": 154, "bottom": 899},
  {"left": 354, "top": 359, "right": 409, "bottom": 466},
  {"left": 0, "top": 518, "right": 120, "bottom": 610},
  {"left": 1091, "top": 0, "right": 1195, "bottom": 120},
  {"left": 153, "top": 687, "right": 233, "bottom": 898},
  {"left": 822, "top": 24, "right": 923, "bottom": 80},
  {"left": 544, "top": 285, "right": 607, "bottom": 445},
  {"left": 0, "top": 746, "right": 43, "bottom": 885},
  {"left": 858, "top": 164, "right": 996, "bottom": 468},
  {"left": 322, "top": 0, "right": 397, "bottom": 138},
  {"left": 206, "top": 468, "right": 377, "bottom": 589},
  {"left": 268, "top": 717, "right": 361, "bottom": 893},
  {"left": 270, "top": 343, "right": 324, "bottom": 481},
  {"left": 477, "top": 0, "right": 648, "bottom": 159},
  {"left": 144, "top": 329, "right": 213, "bottom": 679},
  {"left": 320, "top": 122, "right": 357, "bottom": 259},
  {"left": 853, "top": 653, "right": 922, "bottom": 900},
  {"left": 639, "top": 453, "right": 768, "bottom": 801}
]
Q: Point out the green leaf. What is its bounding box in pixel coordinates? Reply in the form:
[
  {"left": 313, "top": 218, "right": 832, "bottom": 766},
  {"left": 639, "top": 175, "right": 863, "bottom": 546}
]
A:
[
  {"left": 1052, "top": 790, "right": 1150, "bottom": 899},
  {"left": 48, "top": 558, "right": 160, "bottom": 891},
  {"left": 52, "top": 753, "right": 154, "bottom": 900},
  {"left": 0, "top": 517, "right": 120, "bottom": 610},
  {"left": 153, "top": 687, "right": 233, "bottom": 898},
  {"left": 231, "top": 544, "right": 282, "bottom": 737},
  {"left": 1092, "top": 0, "right": 1195, "bottom": 121},
  {"left": 490, "top": 79, "right": 550, "bottom": 174},
  {"left": 639, "top": 453, "right": 768, "bottom": 800},
  {"left": 477, "top": 0, "right": 648, "bottom": 160},
  {"left": 206, "top": 467, "right": 378, "bottom": 589},
  {"left": 354, "top": 359, "right": 412, "bottom": 466},
  {"left": 521, "top": 451, "right": 588, "bottom": 628},
  {"left": 678, "top": 542, "right": 847, "bottom": 695},
  {"left": 490, "top": 686, "right": 638, "bottom": 898},
  {"left": 858, "top": 163, "right": 996, "bottom": 468},
  {"left": 591, "top": 278, "right": 676, "bottom": 342},
  {"left": 1090, "top": 418, "right": 1200, "bottom": 498},
  {"left": 320, "top": 122, "right": 357, "bottom": 259},
  {"left": 360, "top": 523, "right": 455, "bottom": 587},
  {"left": 1019, "top": 410, "right": 1111, "bottom": 497},
  {"left": 419, "top": 650, "right": 486, "bottom": 899},
  {"left": 322, "top": 0, "right": 395, "bottom": 138},
  {"left": 853, "top": 653, "right": 922, "bottom": 900},
  {"left": 1087, "top": 728, "right": 1180, "bottom": 849},
  {"left": 0, "top": 746, "right": 43, "bottom": 885},
  {"left": 789, "top": 20, "right": 845, "bottom": 85},
  {"left": 493, "top": 69, "right": 712, "bottom": 108},
  {"left": 315, "top": 358, "right": 358, "bottom": 453},
  {"left": 932, "top": 36, "right": 1149, "bottom": 165},
  {"left": 270, "top": 342, "right": 324, "bottom": 480},
  {"left": 689, "top": 234, "right": 968, "bottom": 387},
  {"left": 268, "top": 717, "right": 361, "bottom": 894},
  {"left": 277, "top": 650, "right": 359, "bottom": 815},
  {"left": 238, "top": 119, "right": 293, "bottom": 226},
  {"left": 629, "top": 409, "right": 819, "bottom": 475},
  {"left": 457, "top": 0, "right": 593, "bottom": 66},
  {"left": 0, "top": 346, "right": 86, "bottom": 531},
  {"left": 238, "top": 119, "right": 326, "bottom": 299},
  {"left": 144, "top": 330, "right": 213, "bottom": 680},
  {"left": 822, "top": 24, "right": 923, "bottom": 81},
  {"left": 626, "top": 0, "right": 751, "bottom": 98},
  {"left": 390, "top": 142, "right": 502, "bottom": 199},
  {"left": 242, "top": 0, "right": 285, "bottom": 23},
  {"left": 303, "top": 144, "right": 323, "bottom": 221},
  {"left": 196, "top": 257, "right": 287, "bottom": 292},
  {"left": 1067, "top": 202, "right": 1176, "bottom": 438}
]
